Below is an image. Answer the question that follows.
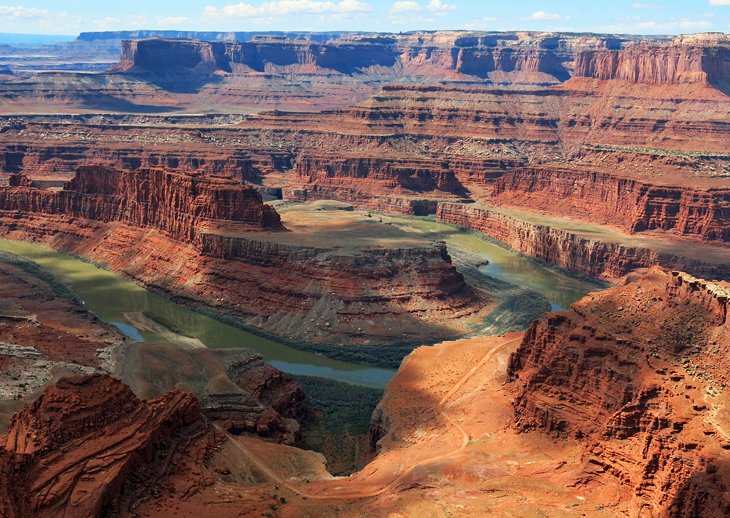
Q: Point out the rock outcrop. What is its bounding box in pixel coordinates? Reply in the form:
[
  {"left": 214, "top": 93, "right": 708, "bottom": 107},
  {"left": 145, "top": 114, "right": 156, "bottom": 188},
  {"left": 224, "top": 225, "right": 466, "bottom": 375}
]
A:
[
  {"left": 0, "top": 167, "right": 282, "bottom": 244},
  {"left": 117, "top": 344, "right": 306, "bottom": 444},
  {"left": 508, "top": 268, "right": 730, "bottom": 516},
  {"left": 1, "top": 375, "right": 205, "bottom": 517}
]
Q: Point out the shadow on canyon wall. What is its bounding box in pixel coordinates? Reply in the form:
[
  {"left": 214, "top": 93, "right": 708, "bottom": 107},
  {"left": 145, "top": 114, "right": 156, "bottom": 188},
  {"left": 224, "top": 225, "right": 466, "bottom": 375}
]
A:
[
  {"left": 80, "top": 93, "right": 183, "bottom": 113},
  {"left": 667, "top": 460, "right": 730, "bottom": 518}
]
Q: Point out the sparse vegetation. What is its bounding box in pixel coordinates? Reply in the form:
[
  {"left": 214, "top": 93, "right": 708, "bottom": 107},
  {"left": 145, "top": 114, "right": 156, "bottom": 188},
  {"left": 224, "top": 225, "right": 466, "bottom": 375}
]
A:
[{"left": 295, "top": 375, "right": 383, "bottom": 475}]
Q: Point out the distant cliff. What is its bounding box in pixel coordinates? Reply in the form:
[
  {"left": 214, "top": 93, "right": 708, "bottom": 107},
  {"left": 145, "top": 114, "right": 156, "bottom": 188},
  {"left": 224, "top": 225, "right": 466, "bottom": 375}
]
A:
[
  {"left": 110, "top": 31, "right": 670, "bottom": 83},
  {"left": 575, "top": 44, "right": 730, "bottom": 89}
]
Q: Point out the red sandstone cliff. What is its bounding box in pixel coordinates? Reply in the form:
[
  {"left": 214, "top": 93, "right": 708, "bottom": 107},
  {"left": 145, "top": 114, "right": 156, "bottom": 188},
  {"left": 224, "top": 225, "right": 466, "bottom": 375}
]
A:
[
  {"left": 1, "top": 375, "right": 205, "bottom": 517},
  {"left": 575, "top": 44, "right": 730, "bottom": 91},
  {"left": 0, "top": 167, "right": 282, "bottom": 244},
  {"left": 110, "top": 33, "right": 582, "bottom": 83},
  {"left": 295, "top": 155, "right": 464, "bottom": 194},
  {"left": 489, "top": 167, "right": 730, "bottom": 242},
  {"left": 507, "top": 268, "right": 730, "bottom": 516}
]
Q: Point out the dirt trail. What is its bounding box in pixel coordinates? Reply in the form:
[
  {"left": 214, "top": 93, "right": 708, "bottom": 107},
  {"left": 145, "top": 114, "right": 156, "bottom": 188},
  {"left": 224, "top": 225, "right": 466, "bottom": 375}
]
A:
[{"left": 214, "top": 335, "right": 522, "bottom": 501}]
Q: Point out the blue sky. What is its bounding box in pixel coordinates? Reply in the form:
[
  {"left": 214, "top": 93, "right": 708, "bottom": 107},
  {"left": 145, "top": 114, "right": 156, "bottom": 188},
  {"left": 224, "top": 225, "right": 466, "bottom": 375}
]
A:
[{"left": 1, "top": 1, "right": 729, "bottom": 35}]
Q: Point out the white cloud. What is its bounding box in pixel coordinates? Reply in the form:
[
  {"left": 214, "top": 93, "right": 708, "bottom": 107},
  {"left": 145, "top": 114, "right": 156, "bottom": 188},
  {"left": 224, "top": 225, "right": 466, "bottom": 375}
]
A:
[
  {"left": 0, "top": 6, "right": 51, "bottom": 18},
  {"left": 709, "top": 0, "right": 730, "bottom": 5},
  {"left": 426, "top": 0, "right": 455, "bottom": 13},
  {"left": 529, "top": 11, "right": 571, "bottom": 21},
  {"left": 632, "top": 3, "right": 664, "bottom": 9},
  {"left": 390, "top": 0, "right": 454, "bottom": 15},
  {"left": 156, "top": 16, "right": 191, "bottom": 25},
  {"left": 0, "top": 5, "right": 82, "bottom": 34},
  {"left": 464, "top": 16, "right": 497, "bottom": 30},
  {"left": 90, "top": 17, "right": 122, "bottom": 30},
  {"left": 390, "top": 1, "right": 420, "bottom": 13},
  {"left": 203, "top": 0, "right": 371, "bottom": 19}
]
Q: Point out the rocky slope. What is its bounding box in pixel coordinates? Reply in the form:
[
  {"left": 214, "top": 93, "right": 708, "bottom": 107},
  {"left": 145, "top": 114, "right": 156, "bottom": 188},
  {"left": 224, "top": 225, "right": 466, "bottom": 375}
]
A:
[
  {"left": 115, "top": 343, "right": 305, "bottom": 444},
  {"left": 1, "top": 374, "right": 205, "bottom": 517},
  {"left": 508, "top": 268, "right": 730, "bottom": 516},
  {"left": 0, "top": 253, "right": 124, "bottom": 430}
]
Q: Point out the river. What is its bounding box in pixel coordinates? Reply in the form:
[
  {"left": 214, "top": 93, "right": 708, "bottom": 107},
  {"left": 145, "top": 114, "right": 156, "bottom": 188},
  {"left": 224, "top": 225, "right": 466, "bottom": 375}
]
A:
[
  {"left": 0, "top": 238, "right": 395, "bottom": 389},
  {"left": 0, "top": 222, "right": 598, "bottom": 388}
]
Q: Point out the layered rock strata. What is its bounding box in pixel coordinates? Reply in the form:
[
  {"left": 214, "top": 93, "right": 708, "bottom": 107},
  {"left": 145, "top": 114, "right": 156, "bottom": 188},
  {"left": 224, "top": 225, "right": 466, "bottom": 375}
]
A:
[
  {"left": 112, "top": 32, "right": 626, "bottom": 83},
  {"left": 0, "top": 167, "right": 484, "bottom": 346},
  {"left": 508, "top": 268, "right": 730, "bottom": 516},
  {"left": 1, "top": 375, "right": 206, "bottom": 517},
  {"left": 490, "top": 167, "right": 730, "bottom": 242},
  {"left": 575, "top": 43, "right": 730, "bottom": 91},
  {"left": 0, "top": 167, "right": 282, "bottom": 243}
]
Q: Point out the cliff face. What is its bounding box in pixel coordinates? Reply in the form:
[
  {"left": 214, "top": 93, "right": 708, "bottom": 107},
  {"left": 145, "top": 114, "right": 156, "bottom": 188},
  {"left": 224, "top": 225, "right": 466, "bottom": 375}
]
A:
[
  {"left": 453, "top": 47, "right": 569, "bottom": 81},
  {"left": 507, "top": 268, "right": 730, "bottom": 516},
  {"left": 112, "top": 32, "right": 620, "bottom": 82},
  {"left": 2, "top": 375, "right": 204, "bottom": 517},
  {"left": 0, "top": 140, "right": 279, "bottom": 182},
  {"left": 117, "top": 38, "right": 231, "bottom": 74},
  {"left": 491, "top": 168, "right": 730, "bottom": 242},
  {"left": 436, "top": 202, "right": 730, "bottom": 280},
  {"left": 283, "top": 185, "right": 440, "bottom": 215},
  {"left": 0, "top": 167, "right": 282, "bottom": 243},
  {"left": 575, "top": 44, "right": 730, "bottom": 88},
  {"left": 295, "top": 155, "right": 464, "bottom": 195},
  {"left": 115, "top": 38, "right": 399, "bottom": 76}
]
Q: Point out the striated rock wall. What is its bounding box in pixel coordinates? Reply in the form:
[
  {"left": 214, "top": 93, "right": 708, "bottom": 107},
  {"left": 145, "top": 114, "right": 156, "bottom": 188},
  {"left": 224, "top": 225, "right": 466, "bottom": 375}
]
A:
[
  {"left": 452, "top": 47, "right": 569, "bottom": 81},
  {"left": 112, "top": 31, "right": 641, "bottom": 82},
  {"left": 575, "top": 44, "right": 730, "bottom": 87},
  {"left": 295, "top": 155, "right": 464, "bottom": 194},
  {"left": 0, "top": 167, "right": 282, "bottom": 243},
  {"left": 283, "top": 185, "right": 440, "bottom": 215},
  {"left": 491, "top": 167, "right": 730, "bottom": 242},
  {"left": 436, "top": 202, "right": 730, "bottom": 279},
  {"left": 507, "top": 268, "right": 730, "bottom": 516},
  {"left": 0, "top": 141, "right": 271, "bottom": 182},
  {"left": 115, "top": 37, "right": 399, "bottom": 76}
]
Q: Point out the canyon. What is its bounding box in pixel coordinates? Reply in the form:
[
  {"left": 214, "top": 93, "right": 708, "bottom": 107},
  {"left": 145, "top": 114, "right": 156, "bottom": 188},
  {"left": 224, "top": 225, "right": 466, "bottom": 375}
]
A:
[
  {"left": 1, "top": 32, "right": 726, "bottom": 288},
  {"left": 0, "top": 26, "right": 728, "bottom": 518},
  {"left": 1, "top": 267, "right": 728, "bottom": 516},
  {"left": 0, "top": 167, "right": 490, "bottom": 349}
]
